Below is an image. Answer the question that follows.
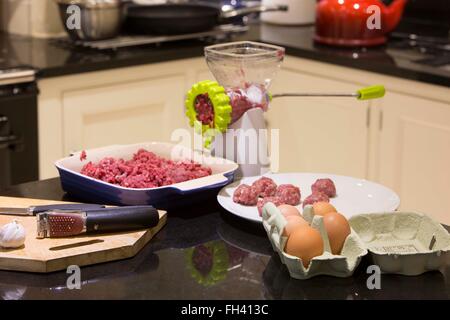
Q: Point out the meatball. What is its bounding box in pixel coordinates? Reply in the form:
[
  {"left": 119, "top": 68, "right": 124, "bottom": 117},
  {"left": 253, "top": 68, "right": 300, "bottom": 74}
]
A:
[
  {"left": 252, "top": 176, "right": 277, "bottom": 198},
  {"left": 311, "top": 178, "right": 336, "bottom": 197},
  {"left": 233, "top": 184, "right": 258, "bottom": 206},
  {"left": 302, "top": 192, "right": 330, "bottom": 208},
  {"left": 257, "top": 196, "right": 284, "bottom": 216},
  {"left": 275, "top": 184, "right": 301, "bottom": 206}
]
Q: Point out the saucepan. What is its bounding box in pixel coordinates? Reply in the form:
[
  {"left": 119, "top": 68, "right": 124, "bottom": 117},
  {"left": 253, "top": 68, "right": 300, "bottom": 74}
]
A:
[{"left": 55, "top": 0, "right": 127, "bottom": 41}]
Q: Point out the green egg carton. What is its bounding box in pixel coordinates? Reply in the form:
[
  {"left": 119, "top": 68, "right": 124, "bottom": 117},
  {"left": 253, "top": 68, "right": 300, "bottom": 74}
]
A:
[
  {"left": 262, "top": 203, "right": 368, "bottom": 280},
  {"left": 349, "top": 212, "right": 450, "bottom": 276}
]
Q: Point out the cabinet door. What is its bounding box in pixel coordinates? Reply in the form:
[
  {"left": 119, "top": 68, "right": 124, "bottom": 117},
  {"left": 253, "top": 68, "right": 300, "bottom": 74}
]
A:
[
  {"left": 63, "top": 74, "right": 187, "bottom": 155},
  {"left": 378, "top": 92, "right": 450, "bottom": 224},
  {"left": 266, "top": 68, "right": 369, "bottom": 178},
  {"left": 195, "top": 69, "right": 214, "bottom": 83}
]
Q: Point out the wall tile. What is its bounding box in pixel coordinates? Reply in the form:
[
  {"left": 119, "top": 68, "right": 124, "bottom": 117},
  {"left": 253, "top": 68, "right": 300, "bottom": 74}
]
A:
[
  {"left": 1, "top": 0, "right": 31, "bottom": 35},
  {"left": 30, "top": 0, "right": 65, "bottom": 38},
  {"left": 0, "top": 0, "right": 64, "bottom": 37}
]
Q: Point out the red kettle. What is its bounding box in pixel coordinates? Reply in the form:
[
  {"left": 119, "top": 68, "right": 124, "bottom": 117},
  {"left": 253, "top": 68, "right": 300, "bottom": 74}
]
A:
[{"left": 314, "top": 0, "right": 408, "bottom": 47}]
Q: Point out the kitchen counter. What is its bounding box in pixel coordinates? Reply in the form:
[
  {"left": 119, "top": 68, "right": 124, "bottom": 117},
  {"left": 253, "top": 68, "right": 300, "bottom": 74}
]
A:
[
  {"left": 0, "top": 178, "right": 449, "bottom": 300},
  {"left": 1, "top": 24, "right": 449, "bottom": 87}
]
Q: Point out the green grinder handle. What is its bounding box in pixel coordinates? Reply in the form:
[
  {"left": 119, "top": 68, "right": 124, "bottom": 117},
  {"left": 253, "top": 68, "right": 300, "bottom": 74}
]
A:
[{"left": 357, "top": 85, "right": 385, "bottom": 100}]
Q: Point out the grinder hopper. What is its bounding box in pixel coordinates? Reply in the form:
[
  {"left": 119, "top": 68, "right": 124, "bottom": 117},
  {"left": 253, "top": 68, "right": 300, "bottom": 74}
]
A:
[
  {"left": 186, "top": 41, "right": 285, "bottom": 177},
  {"left": 205, "top": 41, "right": 284, "bottom": 91}
]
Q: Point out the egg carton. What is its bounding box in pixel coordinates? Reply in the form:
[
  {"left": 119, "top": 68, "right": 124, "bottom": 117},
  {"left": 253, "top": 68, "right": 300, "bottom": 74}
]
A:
[
  {"left": 349, "top": 212, "right": 450, "bottom": 276},
  {"left": 262, "top": 203, "right": 368, "bottom": 279}
]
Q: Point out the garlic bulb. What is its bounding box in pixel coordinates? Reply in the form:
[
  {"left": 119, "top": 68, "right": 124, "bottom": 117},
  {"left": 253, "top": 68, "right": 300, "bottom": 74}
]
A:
[{"left": 0, "top": 220, "right": 26, "bottom": 248}]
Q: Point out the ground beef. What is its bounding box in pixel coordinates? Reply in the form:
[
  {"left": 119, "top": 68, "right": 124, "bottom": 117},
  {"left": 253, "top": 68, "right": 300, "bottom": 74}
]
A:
[
  {"left": 275, "top": 184, "right": 301, "bottom": 206},
  {"left": 80, "top": 149, "right": 212, "bottom": 189},
  {"left": 252, "top": 176, "right": 277, "bottom": 198},
  {"left": 302, "top": 192, "right": 330, "bottom": 208},
  {"left": 233, "top": 184, "right": 258, "bottom": 206},
  {"left": 227, "top": 83, "right": 270, "bottom": 124},
  {"left": 194, "top": 93, "right": 215, "bottom": 126},
  {"left": 311, "top": 178, "right": 336, "bottom": 197},
  {"left": 257, "top": 196, "right": 284, "bottom": 216},
  {"left": 80, "top": 150, "right": 87, "bottom": 161}
]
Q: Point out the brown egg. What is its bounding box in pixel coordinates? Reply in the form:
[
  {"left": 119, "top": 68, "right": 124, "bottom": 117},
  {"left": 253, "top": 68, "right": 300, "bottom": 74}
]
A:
[
  {"left": 312, "top": 202, "right": 337, "bottom": 216},
  {"left": 323, "top": 212, "right": 351, "bottom": 255},
  {"left": 285, "top": 226, "right": 324, "bottom": 268},
  {"left": 282, "top": 215, "right": 309, "bottom": 237},
  {"left": 278, "top": 204, "right": 301, "bottom": 218}
]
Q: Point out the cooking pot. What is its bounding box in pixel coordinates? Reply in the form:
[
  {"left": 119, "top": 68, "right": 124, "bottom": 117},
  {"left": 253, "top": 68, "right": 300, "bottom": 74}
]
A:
[
  {"left": 315, "top": 0, "right": 408, "bottom": 47},
  {"left": 56, "top": 0, "right": 125, "bottom": 41}
]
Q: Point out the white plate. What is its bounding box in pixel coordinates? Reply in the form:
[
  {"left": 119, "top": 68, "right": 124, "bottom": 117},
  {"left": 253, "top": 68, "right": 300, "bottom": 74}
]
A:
[{"left": 217, "top": 173, "right": 400, "bottom": 223}]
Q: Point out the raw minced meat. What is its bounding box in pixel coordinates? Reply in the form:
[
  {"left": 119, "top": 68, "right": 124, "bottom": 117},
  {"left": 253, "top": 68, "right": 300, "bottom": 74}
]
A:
[
  {"left": 311, "top": 178, "right": 336, "bottom": 197},
  {"left": 194, "top": 93, "right": 215, "bottom": 126},
  {"left": 227, "top": 83, "right": 270, "bottom": 124},
  {"left": 257, "top": 196, "right": 284, "bottom": 216},
  {"left": 80, "top": 149, "right": 212, "bottom": 189},
  {"left": 252, "top": 176, "right": 277, "bottom": 198},
  {"left": 302, "top": 192, "right": 330, "bottom": 208},
  {"left": 233, "top": 184, "right": 258, "bottom": 206},
  {"left": 275, "top": 184, "right": 301, "bottom": 206}
]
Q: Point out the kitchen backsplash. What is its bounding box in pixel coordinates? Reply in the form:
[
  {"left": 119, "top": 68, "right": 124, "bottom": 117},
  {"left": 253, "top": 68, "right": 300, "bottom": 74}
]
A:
[
  {"left": 393, "top": 0, "right": 450, "bottom": 24},
  {"left": 0, "top": 0, "right": 65, "bottom": 37}
]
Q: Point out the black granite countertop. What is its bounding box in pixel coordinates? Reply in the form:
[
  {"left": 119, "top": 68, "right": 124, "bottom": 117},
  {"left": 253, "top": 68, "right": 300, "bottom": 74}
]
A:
[
  {"left": 0, "top": 178, "right": 449, "bottom": 300},
  {"left": 1, "top": 24, "right": 449, "bottom": 87}
]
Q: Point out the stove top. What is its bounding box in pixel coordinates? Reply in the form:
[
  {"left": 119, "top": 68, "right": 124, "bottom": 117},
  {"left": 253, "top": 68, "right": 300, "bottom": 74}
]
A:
[
  {"left": 58, "top": 24, "right": 249, "bottom": 50},
  {"left": 386, "top": 18, "right": 450, "bottom": 72},
  {"left": 0, "top": 68, "right": 35, "bottom": 86},
  {"left": 389, "top": 32, "right": 450, "bottom": 68}
]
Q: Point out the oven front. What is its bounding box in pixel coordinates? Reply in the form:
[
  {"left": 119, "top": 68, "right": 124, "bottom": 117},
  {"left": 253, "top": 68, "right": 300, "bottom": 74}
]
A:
[{"left": 0, "top": 69, "right": 39, "bottom": 189}]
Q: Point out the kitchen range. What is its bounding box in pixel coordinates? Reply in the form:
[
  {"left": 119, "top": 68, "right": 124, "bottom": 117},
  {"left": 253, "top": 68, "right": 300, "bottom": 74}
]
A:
[
  {"left": 0, "top": 0, "right": 449, "bottom": 304},
  {"left": 0, "top": 67, "right": 38, "bottom": 189}
]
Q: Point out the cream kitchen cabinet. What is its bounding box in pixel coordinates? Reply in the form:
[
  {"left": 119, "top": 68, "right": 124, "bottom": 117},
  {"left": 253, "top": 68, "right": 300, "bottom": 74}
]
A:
[
  {"left": 38, "top": 59, "right": 201, "bottom": 179},
  {"left": 266, "top": 65, "right": 370, "bottom": 178},
  {"left": 62, "top": 74, "right": 186, "bottom": 156},
  {"left": 377, "top": 92, "right": 450, "bottom": 224}
]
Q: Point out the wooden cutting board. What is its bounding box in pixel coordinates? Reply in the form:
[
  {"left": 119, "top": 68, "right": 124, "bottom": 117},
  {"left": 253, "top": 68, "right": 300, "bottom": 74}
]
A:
[{"left": 0, "top": 196, "right": 167, "bottom": 273}]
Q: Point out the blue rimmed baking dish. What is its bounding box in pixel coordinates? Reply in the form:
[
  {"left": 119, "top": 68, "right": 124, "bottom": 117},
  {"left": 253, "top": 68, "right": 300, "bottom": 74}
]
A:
[{"left": 55, "top": 142, "right": 239, "bottom": 209}]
